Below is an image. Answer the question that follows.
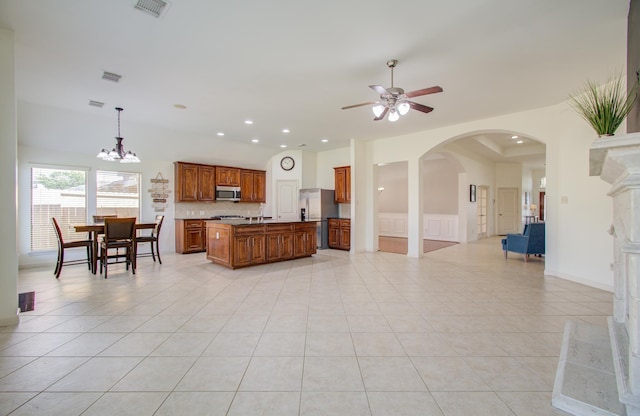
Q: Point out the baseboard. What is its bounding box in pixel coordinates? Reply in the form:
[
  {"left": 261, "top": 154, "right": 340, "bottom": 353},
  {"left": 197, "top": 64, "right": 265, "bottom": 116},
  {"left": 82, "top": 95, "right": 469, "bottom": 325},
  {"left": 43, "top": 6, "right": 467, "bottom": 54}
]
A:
[{"left": 544, "top": 269, "right": 613, "bottom": 292}]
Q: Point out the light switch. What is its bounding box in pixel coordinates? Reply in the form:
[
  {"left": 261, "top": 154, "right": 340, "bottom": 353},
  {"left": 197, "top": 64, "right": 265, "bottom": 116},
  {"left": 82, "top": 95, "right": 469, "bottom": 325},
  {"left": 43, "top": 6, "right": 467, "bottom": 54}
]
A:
[{"left": 561, "top": 196, "right": 568, "bottom": 204}]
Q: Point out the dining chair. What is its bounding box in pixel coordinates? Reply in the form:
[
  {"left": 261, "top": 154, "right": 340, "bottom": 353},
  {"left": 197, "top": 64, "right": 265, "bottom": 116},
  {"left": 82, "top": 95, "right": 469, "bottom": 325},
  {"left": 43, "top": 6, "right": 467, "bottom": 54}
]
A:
[
  {"left": 99, "top": 217, "right": 136, "bottom": 278},
  {"left": 136, "top": 215, "right": 164, "bottom": 264},
  {"left": 51, "top": 217, "right": 93, "bottom": 278}
]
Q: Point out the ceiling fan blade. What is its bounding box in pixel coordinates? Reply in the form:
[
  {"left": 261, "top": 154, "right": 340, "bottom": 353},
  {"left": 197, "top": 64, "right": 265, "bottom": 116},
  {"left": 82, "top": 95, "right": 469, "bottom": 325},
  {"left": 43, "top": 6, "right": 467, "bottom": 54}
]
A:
[
  {"left": 369, "top": 85, "right": 389, "bottom": 95},
  {"left": 341, "top": 101, "right": 378, "bottom": 110},
  {"left": 408, "top": 101, "right": 434, "bottom": 114},
  {"left": 373, "top": 106, "right": 388, "bottom": 121},
  {"left": 405, "top": 86, "right": 443, "bottom": 98}
]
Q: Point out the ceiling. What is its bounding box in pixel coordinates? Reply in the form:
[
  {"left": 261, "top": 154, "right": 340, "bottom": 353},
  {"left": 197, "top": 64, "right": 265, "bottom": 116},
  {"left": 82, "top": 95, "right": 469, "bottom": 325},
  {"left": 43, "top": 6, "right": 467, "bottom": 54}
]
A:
[{"left": 0, "top": 0, "right": 629, "bottom": 162}]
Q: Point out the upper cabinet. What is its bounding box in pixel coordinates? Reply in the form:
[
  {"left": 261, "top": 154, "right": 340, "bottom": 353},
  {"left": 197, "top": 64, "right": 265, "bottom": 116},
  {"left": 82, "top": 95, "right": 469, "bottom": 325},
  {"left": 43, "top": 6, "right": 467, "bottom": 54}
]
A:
[
  {"left": 174, "top": 162, "right": 216, "bottom": 202},
  {"left": 216, "top": 166, "right": 241, "bottom": 187},
  {"left": 334, "top": 165, "right": 351, "bottom": 203},
  {"left": 240, "top": 169, "right": 266, "bottom": 203}
]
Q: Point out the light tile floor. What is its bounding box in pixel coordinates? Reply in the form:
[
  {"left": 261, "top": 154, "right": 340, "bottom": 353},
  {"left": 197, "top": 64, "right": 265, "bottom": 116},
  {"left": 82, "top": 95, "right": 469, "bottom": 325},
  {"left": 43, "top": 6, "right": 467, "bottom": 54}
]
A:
[{"left": 0, "top": 237, "right": 610, "bottom": 415}]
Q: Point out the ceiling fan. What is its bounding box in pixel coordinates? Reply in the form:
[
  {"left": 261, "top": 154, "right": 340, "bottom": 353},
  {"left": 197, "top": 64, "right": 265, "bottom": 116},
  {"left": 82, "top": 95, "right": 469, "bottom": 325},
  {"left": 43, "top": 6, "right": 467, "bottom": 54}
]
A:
[{"left": 342, "top": 59, "right": 443, "bottom": 122}]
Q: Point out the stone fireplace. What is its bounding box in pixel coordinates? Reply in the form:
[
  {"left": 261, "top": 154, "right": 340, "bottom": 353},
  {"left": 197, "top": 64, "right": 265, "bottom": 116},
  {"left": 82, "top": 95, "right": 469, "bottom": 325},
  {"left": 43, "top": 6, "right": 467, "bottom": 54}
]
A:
[{"left": 554, "top": 132, "right": 640, "bottom": 416}]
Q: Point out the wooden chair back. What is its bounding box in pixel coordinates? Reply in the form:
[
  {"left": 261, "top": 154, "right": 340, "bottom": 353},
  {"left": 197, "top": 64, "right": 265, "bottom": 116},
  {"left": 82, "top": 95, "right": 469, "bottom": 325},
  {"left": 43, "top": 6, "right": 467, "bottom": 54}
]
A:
[{"left": 104, "top": 217, "right": 136, "bottom": 242}]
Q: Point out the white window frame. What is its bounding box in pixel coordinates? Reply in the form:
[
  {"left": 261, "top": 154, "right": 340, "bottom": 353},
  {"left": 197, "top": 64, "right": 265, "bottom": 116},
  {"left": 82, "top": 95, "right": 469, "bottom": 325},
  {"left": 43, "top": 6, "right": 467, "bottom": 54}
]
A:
[{"left": 30, "top": 164, "right": 89, "bottom": 252}]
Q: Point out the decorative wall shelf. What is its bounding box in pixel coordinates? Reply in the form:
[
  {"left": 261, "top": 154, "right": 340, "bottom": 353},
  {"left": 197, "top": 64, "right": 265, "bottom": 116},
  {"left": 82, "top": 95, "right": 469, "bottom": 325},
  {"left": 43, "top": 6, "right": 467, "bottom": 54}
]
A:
[{"left": 149, "top": 172, "right": 170, "bottom": 212}]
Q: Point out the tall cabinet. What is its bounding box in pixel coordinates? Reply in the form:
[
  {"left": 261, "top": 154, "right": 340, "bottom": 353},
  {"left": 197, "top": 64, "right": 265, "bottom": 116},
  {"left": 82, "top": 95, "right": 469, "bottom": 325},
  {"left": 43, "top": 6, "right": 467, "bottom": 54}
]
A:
[
  {"left": 334, "top": 166, "right": 351, "bottom": 203},
  {"left": 240, "top": 169, "right": 266, "bottom": 203}
]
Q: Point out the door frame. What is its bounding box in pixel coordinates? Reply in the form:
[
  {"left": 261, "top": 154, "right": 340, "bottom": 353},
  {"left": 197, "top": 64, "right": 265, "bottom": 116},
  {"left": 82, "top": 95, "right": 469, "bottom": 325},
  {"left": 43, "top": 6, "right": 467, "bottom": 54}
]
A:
[
  {"left": 497, "top": 187, "right": 520, "bottom": 235},
  {"left": 276, "top": 180, "right": 299, "bottom": 221}
]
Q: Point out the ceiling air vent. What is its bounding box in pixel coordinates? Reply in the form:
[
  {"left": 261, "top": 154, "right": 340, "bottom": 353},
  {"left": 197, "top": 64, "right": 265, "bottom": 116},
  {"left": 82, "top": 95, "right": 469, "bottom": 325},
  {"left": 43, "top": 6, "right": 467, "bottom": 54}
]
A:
[
  {"left": 102, "top": 71, "right": 122, "bottom": 83},
  {"left": 134, "top": 0, "right": 168, "bottom": 18},
  {"left": 89, "top": 100, "right": 104, "bottom": 108}
]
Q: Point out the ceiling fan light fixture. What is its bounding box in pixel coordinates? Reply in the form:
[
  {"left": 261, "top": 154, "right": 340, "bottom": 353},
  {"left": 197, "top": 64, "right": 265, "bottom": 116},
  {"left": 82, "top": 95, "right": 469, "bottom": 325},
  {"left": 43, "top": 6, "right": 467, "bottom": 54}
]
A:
[
  {"left": 372, "top": 104, "right": 385, "bottom": 117},
  {"left": 388, "top": 109, "right": 400, "bottom": 122},
  {"left": 397, "top": 101, "right": 410, "bottom": 116}
]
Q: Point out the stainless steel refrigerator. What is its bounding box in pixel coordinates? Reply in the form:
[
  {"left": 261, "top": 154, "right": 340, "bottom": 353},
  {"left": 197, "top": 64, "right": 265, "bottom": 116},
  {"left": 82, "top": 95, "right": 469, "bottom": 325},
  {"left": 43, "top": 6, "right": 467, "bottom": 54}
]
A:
[{"left": 299, "top": 188, "right": 339, "bottom": 249}]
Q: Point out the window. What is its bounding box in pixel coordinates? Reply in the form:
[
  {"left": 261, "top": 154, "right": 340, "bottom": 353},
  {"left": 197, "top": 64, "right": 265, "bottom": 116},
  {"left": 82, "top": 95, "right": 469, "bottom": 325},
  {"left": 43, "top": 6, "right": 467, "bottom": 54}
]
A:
[
  {"left": 477, "top": 185, "right": 488, "bottom": 238},
  {"left": 96, "top": 170, "right": 141, "bottom": 219},
  {"left": 31, "top": 167, "right": 87, "bottom": 251}
]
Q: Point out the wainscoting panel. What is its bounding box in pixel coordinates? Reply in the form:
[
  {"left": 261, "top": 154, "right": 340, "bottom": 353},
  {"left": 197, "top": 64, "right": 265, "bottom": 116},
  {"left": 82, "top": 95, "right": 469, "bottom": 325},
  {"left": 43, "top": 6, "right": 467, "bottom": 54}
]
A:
[
  {"left": 379, "top": 213, "right": 408, "bottom": 238},
  {"left": 378, "top": 213, "right": 459, "bottom": 242},
  {"left": 424, "top": 215, "right": 458, "bottom": 242}
]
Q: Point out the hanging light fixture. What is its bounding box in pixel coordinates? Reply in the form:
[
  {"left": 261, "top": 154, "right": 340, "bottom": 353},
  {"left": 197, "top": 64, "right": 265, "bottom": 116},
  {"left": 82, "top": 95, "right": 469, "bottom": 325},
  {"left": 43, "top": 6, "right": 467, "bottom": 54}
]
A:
[
  {"left": 97, "top": 107, "right": 140, "bottom": 163},
  {"left": 397, "top": 101, "right": 410, "bottom": 115},
  {"left": 387, "top": 108, "right": 400, "bottom": 122}
]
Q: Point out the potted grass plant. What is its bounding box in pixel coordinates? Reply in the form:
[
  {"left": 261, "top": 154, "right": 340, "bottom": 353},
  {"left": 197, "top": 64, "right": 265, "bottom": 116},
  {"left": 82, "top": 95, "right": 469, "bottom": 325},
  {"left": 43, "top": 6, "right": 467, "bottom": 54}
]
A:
[{"left": 569, "top": 72, "right": 639, "bottom": 137}]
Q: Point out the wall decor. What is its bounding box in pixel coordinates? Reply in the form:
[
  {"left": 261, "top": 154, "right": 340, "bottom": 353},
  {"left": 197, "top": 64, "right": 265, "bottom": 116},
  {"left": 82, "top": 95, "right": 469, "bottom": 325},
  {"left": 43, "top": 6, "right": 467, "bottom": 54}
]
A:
[
  {"left": 149, "top": 172, "right": 170, "bottom": 212},
  {"left": 470, "top": 184, "right": 477, "bottom": 202}
]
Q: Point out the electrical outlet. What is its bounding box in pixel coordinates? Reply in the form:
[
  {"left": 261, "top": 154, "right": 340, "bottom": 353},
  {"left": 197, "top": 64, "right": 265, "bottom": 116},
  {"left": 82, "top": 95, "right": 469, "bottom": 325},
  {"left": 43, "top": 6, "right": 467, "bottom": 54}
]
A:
[{"left": 561, "top": 196, "right": 569, "bottom": 204}]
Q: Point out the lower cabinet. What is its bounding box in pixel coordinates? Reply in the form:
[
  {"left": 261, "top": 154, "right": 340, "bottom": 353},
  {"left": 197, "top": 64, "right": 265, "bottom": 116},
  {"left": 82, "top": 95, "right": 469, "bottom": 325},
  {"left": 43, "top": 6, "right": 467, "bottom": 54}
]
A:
[
  {"left": 294, "top": 222, "right": 317, "bottom": 257},
  {"left": 328, "top": 218, "right": 350, "bottom": 250},
  {"left": 266, "top": 224, "right": 294, "bottom": 261},
  {"left": 175, "top": 219, "right": 206, "bottom": 253},
  {"left": 207, "top": 221, "right": 317, "bottom": 269},
  {"left": 234, "top": 234, "right": 266, "bottom": 267}
]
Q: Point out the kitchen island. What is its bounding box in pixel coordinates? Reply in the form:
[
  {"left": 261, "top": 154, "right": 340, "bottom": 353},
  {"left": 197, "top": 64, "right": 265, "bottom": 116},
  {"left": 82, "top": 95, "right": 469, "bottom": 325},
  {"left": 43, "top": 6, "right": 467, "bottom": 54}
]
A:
[{"left": 206, "top": 220, "right": 317, "bottom": 269}]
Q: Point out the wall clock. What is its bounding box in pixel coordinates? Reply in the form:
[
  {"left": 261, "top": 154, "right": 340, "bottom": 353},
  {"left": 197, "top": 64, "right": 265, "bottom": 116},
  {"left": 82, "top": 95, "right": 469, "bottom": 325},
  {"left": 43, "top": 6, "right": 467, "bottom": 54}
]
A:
[{"left": 280, "top": 156, "right": 295, "bottom": 171}]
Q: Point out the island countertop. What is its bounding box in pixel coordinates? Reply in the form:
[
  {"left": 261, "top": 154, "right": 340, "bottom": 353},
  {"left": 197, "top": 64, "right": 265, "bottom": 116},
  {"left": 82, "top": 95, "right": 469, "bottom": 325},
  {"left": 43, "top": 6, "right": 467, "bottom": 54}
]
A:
[{"left": 205, "top": 219, "right": 316, "bottom": 226}]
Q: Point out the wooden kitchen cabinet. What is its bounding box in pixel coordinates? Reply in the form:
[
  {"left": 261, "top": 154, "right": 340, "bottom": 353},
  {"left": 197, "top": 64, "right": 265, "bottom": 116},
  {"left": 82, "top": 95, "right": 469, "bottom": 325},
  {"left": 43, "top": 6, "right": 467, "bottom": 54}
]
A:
[
  {"left": 207, "top": 221, "right": 317, "bottom": 269},
  {"left": 174, "top": 162, "right": 216, "bottom": 202},
  {"left": 266, "top": 223, "right": 294, "bottom": 261},
  {"left": 240, "top": 169, "right": 266, "bottom": 203},
  {"left": 175, "top": 219, "right": 207, "bottom": 253},
  {"left": 328, "top": 218, "right": 350, "bottom": 250},
  {"left": 334, "top": 166, "right": 351, "bottom": 203},
  {"left": 216, "top": 166, "right": 241, "bottom": 186},
  {"left": 234, "top": 234, "right": 266, "bottom": 267},
  {"left": 294, "top": 222, "right": 317, "bottom": 257}
]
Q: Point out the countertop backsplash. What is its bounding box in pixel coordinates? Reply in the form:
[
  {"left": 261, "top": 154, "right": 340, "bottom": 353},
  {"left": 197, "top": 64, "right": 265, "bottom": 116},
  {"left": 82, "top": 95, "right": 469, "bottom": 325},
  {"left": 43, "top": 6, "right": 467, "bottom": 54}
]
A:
[{"left": 175, "top": 201, "right": 262, "bottom": 219}]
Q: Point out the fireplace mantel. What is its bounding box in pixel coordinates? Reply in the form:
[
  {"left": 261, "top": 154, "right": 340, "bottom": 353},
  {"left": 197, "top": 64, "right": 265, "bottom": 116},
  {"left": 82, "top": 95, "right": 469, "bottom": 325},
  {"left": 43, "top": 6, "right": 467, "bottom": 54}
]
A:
[{"left": 592, "top": 132, "right": 640, "bottom": 415}]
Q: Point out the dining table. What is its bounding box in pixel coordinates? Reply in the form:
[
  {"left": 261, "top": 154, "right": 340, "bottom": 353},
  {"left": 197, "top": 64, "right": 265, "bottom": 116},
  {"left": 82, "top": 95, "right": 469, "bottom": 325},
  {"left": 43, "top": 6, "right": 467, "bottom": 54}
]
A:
[{"left": 72, "top": 222, "right": 156, "bottom": 274}]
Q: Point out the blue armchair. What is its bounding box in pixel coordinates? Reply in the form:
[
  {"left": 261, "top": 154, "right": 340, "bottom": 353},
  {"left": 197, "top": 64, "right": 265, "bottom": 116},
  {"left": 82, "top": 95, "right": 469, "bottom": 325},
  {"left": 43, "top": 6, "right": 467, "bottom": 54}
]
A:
[{"left": 501, "top": 222, "right": 545, "bottom": 261}]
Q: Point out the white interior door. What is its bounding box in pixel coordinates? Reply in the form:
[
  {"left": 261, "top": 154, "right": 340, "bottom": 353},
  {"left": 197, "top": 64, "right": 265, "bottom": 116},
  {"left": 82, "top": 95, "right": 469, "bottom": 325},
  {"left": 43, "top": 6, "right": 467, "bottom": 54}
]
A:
[
  {"left": 277, "top": 180, "right": 299, "bottom": 221},
  {"left": 497, "top": 187, "right": 519, "bottom": 235}
]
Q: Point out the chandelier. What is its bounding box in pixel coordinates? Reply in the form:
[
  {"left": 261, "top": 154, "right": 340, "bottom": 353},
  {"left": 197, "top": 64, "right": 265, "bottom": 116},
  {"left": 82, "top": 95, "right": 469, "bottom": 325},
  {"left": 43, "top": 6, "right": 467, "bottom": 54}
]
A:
[{"left": 96, "top": 107, "right": 140, "bottom": 163}]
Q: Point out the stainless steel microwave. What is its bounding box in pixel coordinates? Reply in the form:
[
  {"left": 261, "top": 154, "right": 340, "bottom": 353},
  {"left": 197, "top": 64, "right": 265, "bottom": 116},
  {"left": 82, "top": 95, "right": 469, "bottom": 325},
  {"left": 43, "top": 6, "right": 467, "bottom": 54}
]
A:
[{"left": 215, "top": 186, "right": 241, "bottom": 202}]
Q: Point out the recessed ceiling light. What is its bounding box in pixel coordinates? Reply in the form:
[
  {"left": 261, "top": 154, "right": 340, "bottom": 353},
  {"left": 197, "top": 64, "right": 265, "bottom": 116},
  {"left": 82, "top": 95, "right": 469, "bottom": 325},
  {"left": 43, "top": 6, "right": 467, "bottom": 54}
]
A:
[
  {"left": 217, "top": 132, "right": 224, "bottom": 136},
  {"left": 280, "top": 144, "right": 287, "bottom": 148},
  {"left": 282, "top": 129, "right": 290, "bottom": 133},
  {"left": 173, "top": 104, "right": 187, "bottom": 109},
  {"left": 244, "top": 120, "right": 253, "bottom": 125},
  {"left": 251, "top": 139, "right": 259, "bottom": 143},
  {"left": 516, "top": 140, "right": 524, "bottom": 144},
  {"left": 321, "top": 139, "right": 328, "bottom": 143},
  {"left": 511, "top": 135, "right": 519, "bottom": 139}
]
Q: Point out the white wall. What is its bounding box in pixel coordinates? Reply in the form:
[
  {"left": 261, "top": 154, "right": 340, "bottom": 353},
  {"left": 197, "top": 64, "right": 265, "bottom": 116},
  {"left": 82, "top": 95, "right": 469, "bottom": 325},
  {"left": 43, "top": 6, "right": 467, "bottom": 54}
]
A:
[
  {"left": 0, "top": 28, "right": 18, "bottom": 325},
  {"left": 361, "top": 103, "right": 614, "bottom": 290},
  {"left": 423, "top": 158, "right": 458, "bottom": 215},
  {"left": 315, "top": 147, "right": 350, "bottom": 189},
  {"left": 378, "top": 162, "right": 408, "bottom": 213}
]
